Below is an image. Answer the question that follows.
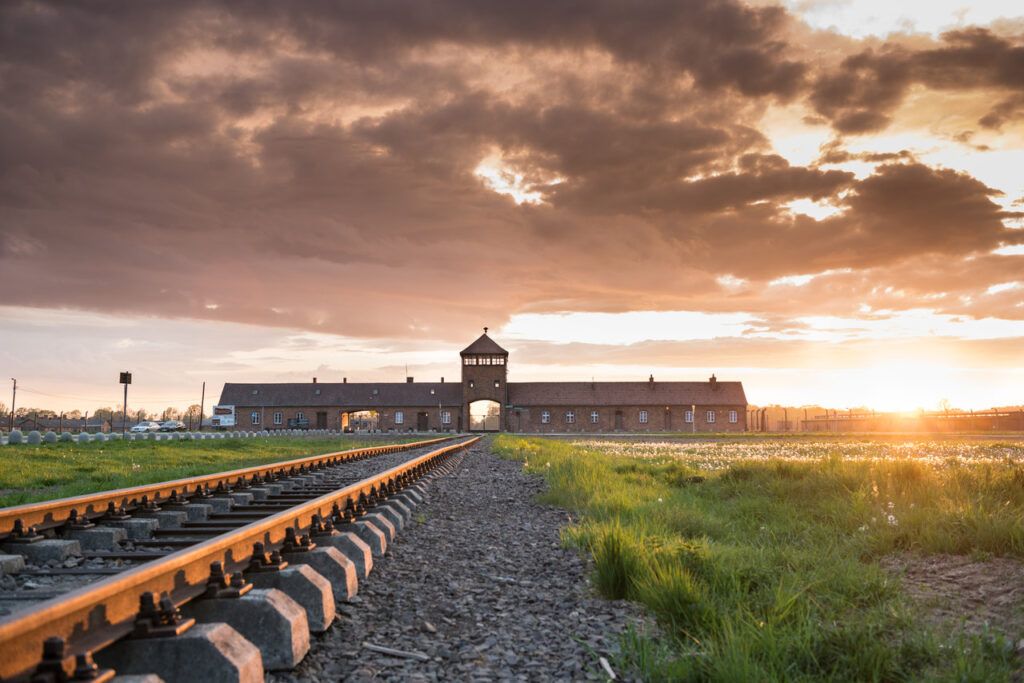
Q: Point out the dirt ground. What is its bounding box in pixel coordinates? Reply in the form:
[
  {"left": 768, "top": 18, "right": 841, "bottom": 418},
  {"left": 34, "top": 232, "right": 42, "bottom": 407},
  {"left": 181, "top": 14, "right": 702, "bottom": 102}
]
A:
[{"left": 881, "top": 552, "right": 1024, "bottom": 643}]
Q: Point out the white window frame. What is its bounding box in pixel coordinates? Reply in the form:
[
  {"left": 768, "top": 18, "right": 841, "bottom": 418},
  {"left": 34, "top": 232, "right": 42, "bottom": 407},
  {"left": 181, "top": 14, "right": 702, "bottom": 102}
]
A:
[
  {"left": 251, "top": 411, "right": 260, "bottom": 425},
  {"left": 565, "top": 411, "right": 575, "bottom": 424},
  {"left": 273, "top": 411, "right": 282, "bottom": 425},
  {"left": 729, "top": 410, "right": 738, "bottom": 423},
  {"left": 541, "top": 411, "right": 550, "bottom": 424},
  {"left": 590, "top": 411, "right": 599, "bottom": 424},
  {"left": 441, "top": 410, "right": 451, "bottom": 425},
  {"left": 296, "top": 411, "right": 304, "bottom": 421},
  {"left": 706, "top": 410, "right": 716, "bottom": 423},
  {"left": 639, "top": 410, "right": 648, "bottom": 424},
  {"left": 395, "top": 411, "right": 404, "bottom": 425},
  {"left": 685, "top": 410, "right": 694, "bottom": 423}
]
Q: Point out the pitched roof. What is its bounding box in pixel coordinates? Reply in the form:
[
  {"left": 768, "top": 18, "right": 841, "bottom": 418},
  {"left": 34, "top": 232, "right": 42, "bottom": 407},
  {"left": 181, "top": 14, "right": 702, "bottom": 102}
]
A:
[
  {"left": 218, "top": 382, "right": 462, "bottom": 408},
  {"left": 460, "top": 331, "right": 508, "bottom": 356},
  {"left": 507, "top": 381, "right": 747, "bottom": 406}
]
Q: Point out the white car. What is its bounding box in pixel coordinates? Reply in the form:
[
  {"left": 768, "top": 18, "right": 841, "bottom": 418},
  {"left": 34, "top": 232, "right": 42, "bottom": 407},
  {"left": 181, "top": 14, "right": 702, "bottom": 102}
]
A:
[{"left": 130, "top": 421, "right": 161, "bottom": 433}]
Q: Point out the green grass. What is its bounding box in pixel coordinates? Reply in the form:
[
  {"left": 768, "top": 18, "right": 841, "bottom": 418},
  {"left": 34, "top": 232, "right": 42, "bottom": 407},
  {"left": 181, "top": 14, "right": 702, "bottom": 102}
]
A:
[
  {"left": 0, "top": 436, "right": 423, "bottom": 506},
  {"left": 493, "top": 435, "right": 1024, "bottom": 682}
]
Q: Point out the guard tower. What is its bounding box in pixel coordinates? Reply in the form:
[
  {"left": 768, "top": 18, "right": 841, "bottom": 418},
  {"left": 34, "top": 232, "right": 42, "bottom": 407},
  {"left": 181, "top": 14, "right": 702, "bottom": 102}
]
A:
[{"left": 460, "top": 327, "right": 509, "bottom": 431}]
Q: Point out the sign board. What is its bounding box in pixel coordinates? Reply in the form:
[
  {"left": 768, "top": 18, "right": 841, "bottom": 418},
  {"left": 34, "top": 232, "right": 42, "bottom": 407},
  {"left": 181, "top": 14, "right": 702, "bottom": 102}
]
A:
[
  {"left": 211, "top": 405, "right": 236, "bottom": 427},
  {"left": 119, "top": 371, "right": 132, "bottom": 385}
]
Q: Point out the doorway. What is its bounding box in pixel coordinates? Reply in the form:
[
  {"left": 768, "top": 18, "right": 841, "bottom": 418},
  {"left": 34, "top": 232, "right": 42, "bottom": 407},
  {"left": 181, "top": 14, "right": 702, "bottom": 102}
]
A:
[
  {"left": 469, "top": 400, "right": 501, "bottom": 431},
  {"left": 417, "top": 412, "right": 429, "bottom": 431},
  {"left": 316, "top": 412, "right": 327, "bottom": 429},
  {"left": 614, "top": 410, "right": 624, "bottom": 431}
]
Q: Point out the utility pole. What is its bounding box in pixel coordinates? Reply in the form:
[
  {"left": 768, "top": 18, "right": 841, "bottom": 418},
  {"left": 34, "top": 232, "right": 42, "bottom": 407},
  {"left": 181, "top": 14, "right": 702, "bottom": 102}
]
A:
[
  {"left": 9, "top": 378, "right": 15, "bottom": 432},
  {"left": 119, "top": 371, "right": 131, "bottom": 436},
  {"left": 198, "top": 381, "right": 205, "bottom": 432}
]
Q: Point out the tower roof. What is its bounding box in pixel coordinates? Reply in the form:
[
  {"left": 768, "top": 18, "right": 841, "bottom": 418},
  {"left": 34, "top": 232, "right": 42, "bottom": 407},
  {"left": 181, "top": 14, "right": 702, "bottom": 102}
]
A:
[{"left": 460, "top": 328, "right": 508, "bottom": 356}]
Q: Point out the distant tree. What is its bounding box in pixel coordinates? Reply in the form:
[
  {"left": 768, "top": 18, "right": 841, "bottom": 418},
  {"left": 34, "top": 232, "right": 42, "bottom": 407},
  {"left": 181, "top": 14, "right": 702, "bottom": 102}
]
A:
[
  {"left": 184, "top": 404, "right": 204, "bottom": 420},
  {"left": 160, "top": 407, "right": 181, "bottom": 421},
  {"left": 65, "top": 409, "right": 83, "bottom": 419},
  {"left": 938, "top": 398, "right": 952, "bottom": 412},
  {"left": 0, "top": 401, "right": 7, "bottom": 417},
  {"left": 135, "top": 408, "right": 149, "bottom": 421},
  {"left": 93, "top": 407, "right": 115, "bottom": 422}
]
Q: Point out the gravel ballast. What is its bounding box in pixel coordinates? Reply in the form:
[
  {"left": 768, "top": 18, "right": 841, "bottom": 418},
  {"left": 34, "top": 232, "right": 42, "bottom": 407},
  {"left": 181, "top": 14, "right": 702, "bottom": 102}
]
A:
[{"left": 272, "top": 439, "right": 649, "bottom": 682}]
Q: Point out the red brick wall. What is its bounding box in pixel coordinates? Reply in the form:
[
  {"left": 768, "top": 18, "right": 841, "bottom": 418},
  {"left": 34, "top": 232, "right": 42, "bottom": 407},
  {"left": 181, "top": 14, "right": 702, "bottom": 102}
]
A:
[
  {"left": 506, "top": 405, "right": 746, "bottom": 433},
  {"left": 234, "top": 406, "right": 459, "bottom": 432}
]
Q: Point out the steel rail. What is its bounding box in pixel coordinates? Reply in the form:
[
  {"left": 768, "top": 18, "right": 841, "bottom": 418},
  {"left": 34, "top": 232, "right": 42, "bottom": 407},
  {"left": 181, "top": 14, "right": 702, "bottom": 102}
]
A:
[
  {"left": 0, "top": 435, "right": 479, "bottom": 681},
  {"left": 0, "top": 436, "right": 454, "bottom": 538}
]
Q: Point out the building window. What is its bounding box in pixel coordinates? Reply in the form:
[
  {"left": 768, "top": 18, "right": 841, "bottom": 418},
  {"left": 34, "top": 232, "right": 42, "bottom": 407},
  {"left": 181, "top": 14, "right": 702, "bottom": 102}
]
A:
[
  {"left": 430, "top": 388, "right": 435, "bottom": 395},
  {"left": 314, "top": 388, "right": 321, "bottom": 395},
  {"left": 639, "top": 410, "right": 648, "bottom": 424},
  {"left": 494, "top": 380, "right": 500, "bottom": 388},
  {"left": 590, "top": 411, "right": 599, "bottom": 423},
  {"left": 707, "top": 410, "right": 716, "bottom": 423},
  {"left": 565, "top": 411, "right": 575, "bottom": 424},
  {"left": 273, "top": 412, "right": 282, "bottom": 425},
  {"left": 685, "top": 410, "right": 693, "bottom": 423},
  {"left": 469, "top": 380, "right": 475, "bottom": 388},
  {"left": 541, "top": 411, "right": 550, "bottom": 424},
  {"left": 729, "top": 410, "right": 738, "bottom": 423},
  {"left": 251, "top": 411, "right": 260, "bottom": 425},
  {"left": 494, "top": 357, "right": 506, "bottom": 365},
  {"left": 296, "top": 411, "right": 304, "bottom": 421},
  {"left": 395, "top": 411, "right": 404, "bottom": 425},
  {"left": 441, "top": 411, "right": 451, "bottom": 424},
  {"left": 463, "top": 357, "right": 477, "bottom": 366}
]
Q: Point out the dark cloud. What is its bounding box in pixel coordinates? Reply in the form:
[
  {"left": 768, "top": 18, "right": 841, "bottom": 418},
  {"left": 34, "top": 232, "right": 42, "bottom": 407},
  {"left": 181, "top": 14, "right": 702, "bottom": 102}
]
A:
[
  {"left": 1, "top": 0, "right": 1022, "bottom": 342},
  {"left": 810, "top": 28, "right": 1024, "bottom": 133}
]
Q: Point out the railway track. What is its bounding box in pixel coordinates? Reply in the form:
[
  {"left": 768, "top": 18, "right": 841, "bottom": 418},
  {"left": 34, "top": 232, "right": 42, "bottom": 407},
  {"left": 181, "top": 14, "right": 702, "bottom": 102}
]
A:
[{"left": 0, "top": 435, "right": 479, "bottom": 682}]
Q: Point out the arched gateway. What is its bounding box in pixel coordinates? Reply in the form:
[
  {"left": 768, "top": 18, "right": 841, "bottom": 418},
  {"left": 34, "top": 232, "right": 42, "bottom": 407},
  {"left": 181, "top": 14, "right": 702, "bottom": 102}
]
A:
[{"left": 461, "top": 328, "right": 509, "bottom": 432}]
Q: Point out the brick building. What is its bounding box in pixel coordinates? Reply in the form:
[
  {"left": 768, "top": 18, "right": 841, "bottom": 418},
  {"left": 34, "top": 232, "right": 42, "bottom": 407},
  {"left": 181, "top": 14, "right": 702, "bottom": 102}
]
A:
[{"left": 217, "top": 329, "right": 748, "bottom": 433}]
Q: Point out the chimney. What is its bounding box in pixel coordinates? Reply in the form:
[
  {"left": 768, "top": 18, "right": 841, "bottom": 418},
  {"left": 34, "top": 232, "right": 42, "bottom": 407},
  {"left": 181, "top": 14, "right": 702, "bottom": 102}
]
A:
[
  {"left": 649, "top": 374, "right": 654, "bottom": 385},
  {"left": 440, "top": 377, "right": 445, "bottom": 383},
  {"left": 406, "top": 377, "right": 414, "bottom": 383},
  {"left": 709, "top": 374, "right": 718, "bottom": 389},
  {"left": 343, "top": 377, "right": 347, "bottom": 384},
  {"left": 312, "top": 377, "right": 317, "bottom": 384}
]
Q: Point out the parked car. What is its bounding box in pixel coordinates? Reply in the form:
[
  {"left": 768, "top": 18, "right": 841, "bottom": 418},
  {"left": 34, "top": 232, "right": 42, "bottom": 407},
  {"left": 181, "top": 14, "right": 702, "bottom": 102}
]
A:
[
  {"left": 159, "top": 420, "right": 185, "bottom": 432},
  {"left": 130, "top": 421, "right": 161, "bottom": 433}
]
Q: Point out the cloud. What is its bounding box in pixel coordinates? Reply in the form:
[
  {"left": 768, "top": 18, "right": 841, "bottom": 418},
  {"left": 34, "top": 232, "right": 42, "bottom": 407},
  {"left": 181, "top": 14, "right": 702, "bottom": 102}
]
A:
[
  {"left": 810, "top": 28, "right": 1024, "bottom": 133},
  {"left": 1, "top": 0, "right": 1023, "bottom": 345}
]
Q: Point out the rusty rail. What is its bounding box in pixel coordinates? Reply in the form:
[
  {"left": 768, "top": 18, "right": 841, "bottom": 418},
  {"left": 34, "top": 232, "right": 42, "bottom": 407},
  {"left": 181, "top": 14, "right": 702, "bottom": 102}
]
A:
[
  {"left": 0, "top": 436, "right": 479, "bottom": 681},
  {"left": 0, "top": 436, "right": 454, "bottom": 539}
]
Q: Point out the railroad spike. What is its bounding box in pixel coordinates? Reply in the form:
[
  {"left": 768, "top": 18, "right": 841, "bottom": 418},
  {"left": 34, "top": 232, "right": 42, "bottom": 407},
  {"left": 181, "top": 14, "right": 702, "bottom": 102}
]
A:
[
  {"left": 32, "top": 636, "right": 67, "bottom": 683},
  {"left": 69, "top": 652, "right": 114, "bottom": 682}
]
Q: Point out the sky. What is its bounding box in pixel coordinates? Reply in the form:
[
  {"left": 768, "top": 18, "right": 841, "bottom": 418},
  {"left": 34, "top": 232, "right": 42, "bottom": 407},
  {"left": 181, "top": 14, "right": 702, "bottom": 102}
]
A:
[{"left": 1, "top": 0, "right": 1022, "bottom": 414}]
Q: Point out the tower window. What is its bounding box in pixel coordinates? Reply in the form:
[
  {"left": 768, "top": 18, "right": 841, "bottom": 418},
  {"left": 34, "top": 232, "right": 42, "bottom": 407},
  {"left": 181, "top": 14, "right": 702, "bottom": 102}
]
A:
[
  {"left": 469, "top": 380, "right": 475, "bottom": 388},
  {"left": 494, "top": 380, "right": 500, "bottom": 388}
]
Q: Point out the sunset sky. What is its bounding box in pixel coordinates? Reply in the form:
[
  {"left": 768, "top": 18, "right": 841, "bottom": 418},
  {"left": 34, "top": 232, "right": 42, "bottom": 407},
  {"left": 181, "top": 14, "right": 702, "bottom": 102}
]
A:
[{"left": 1, "top": 1, "right": 1022, "bottom": 414}]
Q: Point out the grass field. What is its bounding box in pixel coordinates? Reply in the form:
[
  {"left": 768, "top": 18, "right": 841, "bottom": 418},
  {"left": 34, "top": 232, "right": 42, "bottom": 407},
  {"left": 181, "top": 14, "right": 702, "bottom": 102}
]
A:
[
  {"left": 493, "top": 436, "right": 1024, "bottom": 681},
  {"left": 0, "top": 435, "right": 423, "bottom": 507}
]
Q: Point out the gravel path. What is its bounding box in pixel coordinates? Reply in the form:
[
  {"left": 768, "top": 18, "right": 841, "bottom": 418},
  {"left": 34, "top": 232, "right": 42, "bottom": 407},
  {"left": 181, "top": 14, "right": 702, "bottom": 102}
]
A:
[{"left": 272, "top": 439, "right": 649, "bottom": 682}]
